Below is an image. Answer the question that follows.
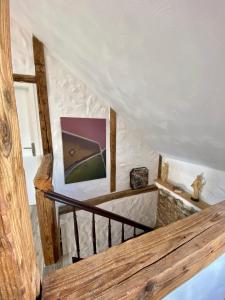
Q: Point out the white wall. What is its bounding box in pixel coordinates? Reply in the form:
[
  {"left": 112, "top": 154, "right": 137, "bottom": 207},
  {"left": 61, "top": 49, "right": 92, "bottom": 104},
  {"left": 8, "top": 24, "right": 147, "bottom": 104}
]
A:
[
  {"left": 11, "top": 17, "right": 158, "bottom": 200},
  {"left": 165, "top": 157, "right": 225, "bottom": 204},
  {"left": 10, "top": 17, "right": 158, "bottom": 221},
  {"left": 10, "top": 0, "right": 225, "bottom": 171},
  {"left": 46, "top": 53, "right": 158, "bottom": 200}
]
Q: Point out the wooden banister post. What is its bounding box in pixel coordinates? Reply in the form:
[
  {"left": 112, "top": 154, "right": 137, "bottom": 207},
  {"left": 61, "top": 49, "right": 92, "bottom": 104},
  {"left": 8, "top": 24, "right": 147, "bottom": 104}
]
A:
[
  {"left": 158, "top": 154, "right": 162, "bottom": 179},
  {"left": 110, "top": 108, "right": 116, "bottom": 192},
  {"left": 0, "top": 0, "right": 40, "bottom": 298},
  {"left": 34, "top": 154, "right": 59, "bottom": 265}
]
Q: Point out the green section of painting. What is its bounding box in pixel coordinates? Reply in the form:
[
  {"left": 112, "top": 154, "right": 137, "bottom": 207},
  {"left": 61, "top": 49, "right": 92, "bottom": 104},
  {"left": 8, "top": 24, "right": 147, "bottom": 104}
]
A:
[
  {"left": 102, "top": 149, "right": 106, "bottom": 165},
  {"left": 65, "top": 154, "right": 106, "bottom": 184}
]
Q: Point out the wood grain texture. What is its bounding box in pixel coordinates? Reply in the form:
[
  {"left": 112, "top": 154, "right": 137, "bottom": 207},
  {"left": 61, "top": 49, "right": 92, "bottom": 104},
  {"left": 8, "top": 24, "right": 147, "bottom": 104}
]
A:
[
  {"left": 13, "top": 73, "right": 36, "bottom": 83},
  {"left": 42, "top": 200, "right": 225, "bottom": 299},
  {"left": 33, "top": 36, "right": 52, "bottom": 154},
  {"left": 36, "top": 190, "right": 59, "bottom": 265},
  {"left": 34, "top": 154, "right": 59, "bottom": 265},
  {"left": 158, "top": 154, "right": 162, "bottom": 179},
  {"left": 34, "top": 153, "right": 53, "bottom": 191},
  {"left": 156, "top": 179, "right": 210, "bottom": 210},
  {"left": 110, "top": 108, "right": 116, "bottom": 192},
  {"left": 0, "top": 1, "right": 40, "bottom": 298},
  {"left": 58, "top": 184, "right": 158, "bottom": 215}
]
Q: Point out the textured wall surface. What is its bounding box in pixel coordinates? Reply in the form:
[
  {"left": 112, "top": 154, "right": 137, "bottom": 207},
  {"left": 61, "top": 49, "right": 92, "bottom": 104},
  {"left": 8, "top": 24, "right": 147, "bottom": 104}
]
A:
[
  {"left": 165, "top": 157, "right": 225, "bottom": 204},
  {"left": 45, "top": 53, "right": 158, "bottom": 199},
  {"left": 10, "top": 0, "right": 225, "bottom": 171},
  {"left": 11, "top": 19, "right": 158, "bottom": 259},
  {"left": 156, "top": 189, "right": 197, "bottom": 228}
]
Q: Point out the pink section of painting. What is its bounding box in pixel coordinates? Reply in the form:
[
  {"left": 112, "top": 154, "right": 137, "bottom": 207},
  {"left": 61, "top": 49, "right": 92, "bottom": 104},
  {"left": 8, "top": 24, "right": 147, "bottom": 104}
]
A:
[{"left": 61, "top": 117, "right": 106, "bottom": 149}]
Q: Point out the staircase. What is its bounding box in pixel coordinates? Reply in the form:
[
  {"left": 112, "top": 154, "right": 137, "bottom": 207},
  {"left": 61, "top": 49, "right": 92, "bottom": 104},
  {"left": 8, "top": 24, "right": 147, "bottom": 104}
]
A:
[{"left": 45, "top": 191, "right": 153, "bottom": 263}]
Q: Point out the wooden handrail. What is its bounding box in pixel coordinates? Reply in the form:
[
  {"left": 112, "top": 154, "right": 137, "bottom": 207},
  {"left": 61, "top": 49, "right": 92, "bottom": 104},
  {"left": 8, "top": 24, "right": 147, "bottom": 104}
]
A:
[
  {"left": 42, "top": 200, "right": 225, "bottom": 299},
  {"left": 59, "top": 184, "right": 158, "bottom": 215},
  {"left": 45, "top": 191, "right": 153, "bottom": 232}
]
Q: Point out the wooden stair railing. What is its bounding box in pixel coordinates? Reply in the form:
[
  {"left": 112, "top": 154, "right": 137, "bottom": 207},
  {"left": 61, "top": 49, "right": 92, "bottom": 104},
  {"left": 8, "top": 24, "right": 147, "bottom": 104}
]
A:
[
  {"left": 42, "top": 199, "right": 225, "bottom": 299},
  {"left": 34, "top": 154, "right": 157, "bottom": 265},
  {"left": 44, "top": 190, "right": 153, "bottom": 261}
]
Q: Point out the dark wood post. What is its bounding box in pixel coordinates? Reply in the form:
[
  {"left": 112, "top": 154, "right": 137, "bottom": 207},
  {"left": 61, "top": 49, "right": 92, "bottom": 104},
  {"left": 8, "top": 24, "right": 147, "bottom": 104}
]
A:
[
  {"left": 33, "top": 36, "right": 53, "bottom": 154},
  {"left": 34, "top": 154, "right": 59, "bottom": 265},
  {"left": 110, "top": 108, "right": 116, "bottom": 192}
]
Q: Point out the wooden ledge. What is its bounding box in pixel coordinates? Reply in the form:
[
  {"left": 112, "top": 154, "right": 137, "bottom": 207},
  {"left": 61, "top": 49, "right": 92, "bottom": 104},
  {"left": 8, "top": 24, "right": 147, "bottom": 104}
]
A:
[
  {"left": 43, "top": 200, "right": 225, "bottom": 299},
  {"left": 34, "top": 153, "right": 53, "bottom": 191},
  {"left": 155, "top": 179, "right": 210, "bottom": 210},
  {"left": 59, "top": 184, "right": 158, "bottom": 215}
]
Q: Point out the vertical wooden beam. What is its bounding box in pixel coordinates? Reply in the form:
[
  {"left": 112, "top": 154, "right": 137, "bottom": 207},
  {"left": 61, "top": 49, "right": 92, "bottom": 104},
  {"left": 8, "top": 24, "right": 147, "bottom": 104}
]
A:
[
  {"left": 34, "top": 154, "right": 59, "bottom": 265},
  {"left": 33, "top": 36, "right": 52, "bottom": 154},
  {"left": 110, "top": 108, "right": 116, "bottom": 192},
  {"left": 158, "top": 154, "right": 162, "bottom": 179},
  {"left": 0, "top": 1, "right": 40, "bottom": 298},
  {"left": 36, "top": 190, "right": 59, "bottom": 264}
]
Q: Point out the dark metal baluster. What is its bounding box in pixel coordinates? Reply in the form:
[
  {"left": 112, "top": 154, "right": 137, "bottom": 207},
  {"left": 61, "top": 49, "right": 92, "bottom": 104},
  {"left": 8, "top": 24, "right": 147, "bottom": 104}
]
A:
[
  {"left": 73, "top": 209, "right": 80, "bottom": 259},
  {"left": 121, "top": 223, "right": 125, "bottom": 243},
  {"left": 133, "top": 227, "right": 136, "bottom": 237},
  {"left": 108, "top": 218, "right": 112, "bottom": 248},
  {"left": 92, "top": 213, "right": 97, "bottom": 254}
]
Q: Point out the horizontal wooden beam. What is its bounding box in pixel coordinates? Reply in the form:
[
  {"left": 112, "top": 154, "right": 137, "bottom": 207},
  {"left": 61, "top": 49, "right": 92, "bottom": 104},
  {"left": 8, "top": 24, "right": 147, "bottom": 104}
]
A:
[
  {"left": 13, "top": 73, "right": 36, "bottom": 83},
  {"left": 59, "top": 184, "right": 158, "bottom": 215},
  {"left": 42, "top": 200, "right": 225, "bottom": 299},
  {"left": 155, "top": 179, "right": 210, "bottom": 210}
]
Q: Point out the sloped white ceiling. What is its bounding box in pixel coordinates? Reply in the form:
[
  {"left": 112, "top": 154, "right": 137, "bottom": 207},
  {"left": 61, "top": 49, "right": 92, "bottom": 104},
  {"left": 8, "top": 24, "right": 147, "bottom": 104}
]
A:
[{"left": 11, "top": 0, "right": 225, "bottom": 170}]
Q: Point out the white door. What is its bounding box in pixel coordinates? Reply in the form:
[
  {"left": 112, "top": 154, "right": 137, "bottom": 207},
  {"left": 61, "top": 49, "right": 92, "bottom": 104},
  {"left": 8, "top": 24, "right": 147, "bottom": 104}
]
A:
[{"left": 14, "top": 83, "right": 43, "bottom": 204}]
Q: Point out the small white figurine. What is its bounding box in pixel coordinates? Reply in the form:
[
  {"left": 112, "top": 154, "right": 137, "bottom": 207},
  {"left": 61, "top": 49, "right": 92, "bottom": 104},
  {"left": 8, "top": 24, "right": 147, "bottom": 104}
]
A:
[
  {"left": 191, "top": 174, "right": 206, "bottom": 201},
  {"left": 161, "top": 161, "right": 169, "bottom": 183}
]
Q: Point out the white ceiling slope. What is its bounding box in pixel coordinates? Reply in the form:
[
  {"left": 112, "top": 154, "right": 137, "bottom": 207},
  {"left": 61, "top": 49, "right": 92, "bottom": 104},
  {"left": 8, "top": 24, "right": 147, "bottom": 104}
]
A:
[{"left": 11, "top": 0, "right": 225, "bottom": 170}]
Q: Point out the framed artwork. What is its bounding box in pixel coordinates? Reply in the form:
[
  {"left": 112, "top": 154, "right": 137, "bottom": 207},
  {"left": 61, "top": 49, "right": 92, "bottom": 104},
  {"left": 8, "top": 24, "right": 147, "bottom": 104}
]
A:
[{"left": 61, "top": 117, "right": 106, "bottom": 184}]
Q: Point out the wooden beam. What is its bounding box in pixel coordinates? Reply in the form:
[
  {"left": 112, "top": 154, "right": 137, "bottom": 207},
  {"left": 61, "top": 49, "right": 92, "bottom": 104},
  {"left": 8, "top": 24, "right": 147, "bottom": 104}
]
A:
[
  {"left": 110, "top": 108, "right": 116, "bottom": 192},
  {"left": 59, "top": 184, "right": 158, "bottom": 215},
  {"left": 34, "top": 153, "right": 53, "bottom": 191},
  {"left": 34, "top": 154, "right": 59, "bottom": 265},
  {"left": 35, "top": 190, "right": 59, "bottom": 265},
  {"left": 0, "top": 0, "right": 40, "bottom": 298},
  {"left": 13, "top": 73, "right": 36, "bottom": 83},
  {"left": 33, "top": 36, "right": 52, "bottom": 154},
  {"left": 158, "top": 154, "right": 162, "bottom": 179},
  {"left": 155, "top": 179, "right": 210, "bottom": 210},
  {"left": 42, "top": 200, "right": 225, "bottom": 299}
]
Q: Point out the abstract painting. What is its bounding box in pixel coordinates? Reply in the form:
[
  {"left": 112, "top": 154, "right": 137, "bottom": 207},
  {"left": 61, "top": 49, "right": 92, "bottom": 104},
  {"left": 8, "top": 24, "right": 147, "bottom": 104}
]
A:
[{"left": 61, "top": 117, "right": 106, "bottom": 184}]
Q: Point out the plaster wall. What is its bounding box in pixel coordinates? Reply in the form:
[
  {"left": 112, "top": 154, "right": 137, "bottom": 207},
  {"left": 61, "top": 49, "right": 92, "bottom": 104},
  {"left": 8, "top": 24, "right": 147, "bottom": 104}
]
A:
[
  {"left": 11, "top": 19, "right": 158, "bottom": 259},
  {"left": 165, "top": 157, "right": 225, "bottom": 204},
  {"left": 10, "top": 0, "right": 225, "bottom": 171}
]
